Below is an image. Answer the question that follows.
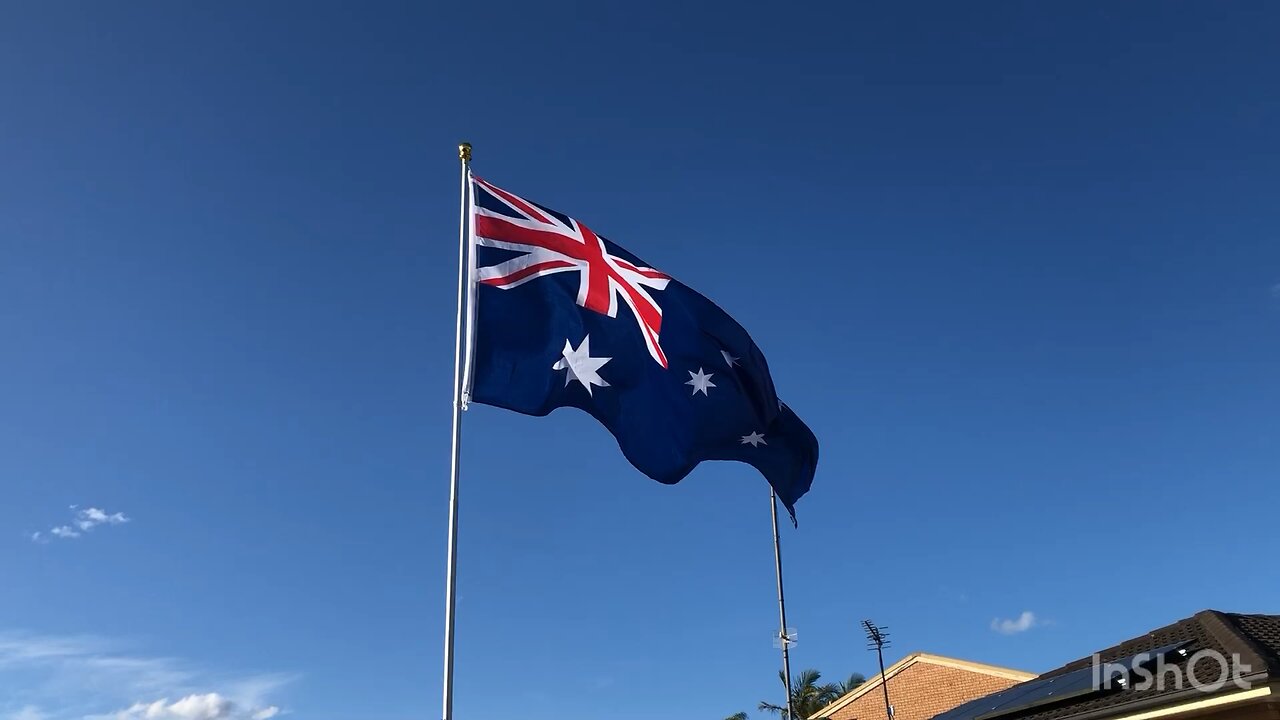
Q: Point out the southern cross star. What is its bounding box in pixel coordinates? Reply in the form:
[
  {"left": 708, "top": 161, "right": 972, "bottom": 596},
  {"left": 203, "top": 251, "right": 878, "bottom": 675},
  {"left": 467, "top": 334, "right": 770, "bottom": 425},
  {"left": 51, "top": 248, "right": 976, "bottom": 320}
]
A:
[
  {"left": 685, "top": 367, "right": 716, "bottom": 396},
  {"left": 721, "top": 350, "right": 740, "bottom": 367},
  {"left": 553, "top": 335, "right": 611, "bottom": 396},
  {"left": 740, "top": 431, "right": 766, "bottom": 447}
]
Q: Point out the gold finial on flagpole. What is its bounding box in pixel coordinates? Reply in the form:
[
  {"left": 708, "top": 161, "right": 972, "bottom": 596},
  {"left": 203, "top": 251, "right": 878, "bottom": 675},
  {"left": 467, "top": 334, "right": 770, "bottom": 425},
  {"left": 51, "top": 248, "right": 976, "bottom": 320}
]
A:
[{"left": 458, "top": 142, "right": 472, "bottom": 163}]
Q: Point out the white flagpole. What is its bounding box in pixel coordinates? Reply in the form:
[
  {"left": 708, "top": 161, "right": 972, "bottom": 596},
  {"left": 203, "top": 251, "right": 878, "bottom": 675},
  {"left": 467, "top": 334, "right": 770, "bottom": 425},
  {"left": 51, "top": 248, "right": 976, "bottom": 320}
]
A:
[
  {"left": 770, "top": 489, "right": 796, "bottom": 719},
  {"left": 441, "top": 141, "right": 472, "bottom": 720}
]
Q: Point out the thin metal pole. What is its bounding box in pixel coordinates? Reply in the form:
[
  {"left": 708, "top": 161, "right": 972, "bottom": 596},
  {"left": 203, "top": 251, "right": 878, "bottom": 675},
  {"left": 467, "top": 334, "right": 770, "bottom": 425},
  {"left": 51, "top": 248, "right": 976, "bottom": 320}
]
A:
[
  {"left": 877, "top": 643, "right": 893, "bottom": 720},
  {"left": 441, "top": 141, "right": 472, "bottom": 720},
  {"left": 770, "top": 489, "right": 795, "bottom": 720}
]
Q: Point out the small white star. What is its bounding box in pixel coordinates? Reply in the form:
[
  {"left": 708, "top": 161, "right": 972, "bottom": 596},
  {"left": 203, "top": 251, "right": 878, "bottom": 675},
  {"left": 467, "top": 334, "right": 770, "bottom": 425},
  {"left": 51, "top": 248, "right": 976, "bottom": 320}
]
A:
[
  {"left": 552, "top": 335, "right": 611, "bottom": 396},
  {"left": 685, "top": 367, "right": 717, "bottom": 396},
  {"left": 740, "top": 431, "right": 767, "bottom": 447},
  {"left": 721, "top": 350, "right": 740, "bottom": 367}
]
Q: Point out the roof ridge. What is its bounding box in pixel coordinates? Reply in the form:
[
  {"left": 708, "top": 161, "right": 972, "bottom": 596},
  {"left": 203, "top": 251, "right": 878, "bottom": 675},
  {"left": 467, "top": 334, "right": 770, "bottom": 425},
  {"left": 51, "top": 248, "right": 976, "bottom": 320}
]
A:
[
  {"left": 913, "top": 653, "right": 1037, "bottom": 680},
  {"left": 1207, "top": 610, "right": 1279, "bottom": 671},
  {"left": 1197, "top": 610, "right": 1270, "bottom": 673},
  {"left": 1035, "top": 611, "right": 1202, "bottom": 679}
]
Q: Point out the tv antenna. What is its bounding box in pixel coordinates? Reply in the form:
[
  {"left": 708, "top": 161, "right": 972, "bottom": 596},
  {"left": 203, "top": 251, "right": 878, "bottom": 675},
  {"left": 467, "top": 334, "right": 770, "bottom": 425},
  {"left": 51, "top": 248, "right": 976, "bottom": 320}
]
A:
[
  {"left": 863, "top": 619, "right": 894, "bottom": 720},
  {"left": 773, "top": 627, "right": 798, "bottom": 650}
]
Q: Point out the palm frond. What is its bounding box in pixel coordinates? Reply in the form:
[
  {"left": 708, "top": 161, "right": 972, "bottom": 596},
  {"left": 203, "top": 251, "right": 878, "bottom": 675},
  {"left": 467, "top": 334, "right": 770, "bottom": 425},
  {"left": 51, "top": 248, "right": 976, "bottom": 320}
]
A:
[
  {"left": 796, "top": 668, "right": 823, "bottom": 688},
  {"left": 837, "top": 673, "right": 867, "bottom": 694}
]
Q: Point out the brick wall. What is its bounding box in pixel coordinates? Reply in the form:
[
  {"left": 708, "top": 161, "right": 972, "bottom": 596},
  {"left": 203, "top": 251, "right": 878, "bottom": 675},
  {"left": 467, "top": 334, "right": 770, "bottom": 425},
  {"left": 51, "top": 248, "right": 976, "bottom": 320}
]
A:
[{"left": 826, "top": 662, "right": 1025, "bottom": 720}]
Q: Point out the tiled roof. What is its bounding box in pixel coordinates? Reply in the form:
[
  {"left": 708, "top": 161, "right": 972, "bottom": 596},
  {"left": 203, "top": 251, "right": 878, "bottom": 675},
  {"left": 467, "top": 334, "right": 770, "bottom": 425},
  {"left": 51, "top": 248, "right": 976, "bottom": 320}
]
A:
[{"left": 932, "top": 610, "right": 1280, "bottom": 720}]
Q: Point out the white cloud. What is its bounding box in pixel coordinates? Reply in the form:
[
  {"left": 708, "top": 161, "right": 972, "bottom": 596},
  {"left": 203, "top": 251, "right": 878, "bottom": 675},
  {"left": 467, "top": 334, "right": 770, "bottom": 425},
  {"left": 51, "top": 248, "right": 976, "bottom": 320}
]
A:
[
  {"left": 991, "top": 611, "right": 1038, "bottom": 635},
  {"left": 75, "top": 507, "right": 130, "bottom": 530},
  {"left": 0, "top": 632, "right": 292, "bottom": 720},
  {"left": 76, "top": 507, "right": 130, "bottom": 532},
  {"left": 33, "top": 507, "right": 129, "bottom": 542},
  {"left": 165, "top": 695, "right": 235, "bottom": 720},
  {"left": 113, "top": 694, "right": 230, "bottom": 720},
  {"left": 106, "top": 694, "right": 280, "bottom": 720}
]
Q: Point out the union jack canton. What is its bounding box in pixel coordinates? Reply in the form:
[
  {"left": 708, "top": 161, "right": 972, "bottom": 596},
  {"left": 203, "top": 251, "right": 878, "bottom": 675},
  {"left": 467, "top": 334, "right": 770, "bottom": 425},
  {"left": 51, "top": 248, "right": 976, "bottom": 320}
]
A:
[{"left": 466, "top": 175, "right": 818, "bottom": 520}]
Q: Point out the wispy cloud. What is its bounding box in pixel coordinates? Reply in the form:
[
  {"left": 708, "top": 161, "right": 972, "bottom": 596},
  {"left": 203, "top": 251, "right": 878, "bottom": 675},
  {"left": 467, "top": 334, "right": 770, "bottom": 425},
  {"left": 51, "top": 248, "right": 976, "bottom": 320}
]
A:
[
  {"left": 0, "top": 631, "right": 292, "bottom": 720},
  {"left": 8, "top": 706, "right": 47, "bottom": 720},
  {"left": 990, "top": 611, "right": 1038, "bottom": 635},
  {"left": 76, "top": 508, "right": 128, "bottom": 531},
  {"left": 31, "top": 507, "right": 129, "bottom": 543},
  {"left": 1270, "top": 282, "right": 1280, "bottom": 299},
  {"left": 97, "top": 693, "right": 279, "bottom": 720}
]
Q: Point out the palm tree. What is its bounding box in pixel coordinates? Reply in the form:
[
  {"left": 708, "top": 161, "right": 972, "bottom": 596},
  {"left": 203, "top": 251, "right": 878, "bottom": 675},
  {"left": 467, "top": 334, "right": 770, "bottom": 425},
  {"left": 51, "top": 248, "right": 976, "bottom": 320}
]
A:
[
  {"left": 758, "top": 669, "right": 842, "bottom": 720},
  {"left": 836, "top": 673, "right": 867, "bottom": 695},
  {"left": 725, "top": 714, "right": 750, "bottom": 720}
]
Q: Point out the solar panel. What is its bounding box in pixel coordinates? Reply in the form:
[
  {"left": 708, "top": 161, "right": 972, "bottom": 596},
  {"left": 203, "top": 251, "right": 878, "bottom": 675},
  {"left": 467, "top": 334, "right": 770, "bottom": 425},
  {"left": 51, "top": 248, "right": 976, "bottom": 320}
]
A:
[
  {"left": 1121, "top": 642, "right": 1192, "bottom": 670},
  {"left": 931, "top": 689, "right": 1015, "bottom": 720},
  {"left": 977, "top": 642, "right": 1196, "bottom": 720},
  {"left": 977, "top": 667, "right": 1101, "bottom": 720},
  {"left": 932, "top": 680, "right": 1042, "bottom": 720},
  {"left": 1099, "top": 641, "right": 1193, "bottom": 688},
  {"left": 931, "top": 641, "right": 1198, "bottom": 720}
]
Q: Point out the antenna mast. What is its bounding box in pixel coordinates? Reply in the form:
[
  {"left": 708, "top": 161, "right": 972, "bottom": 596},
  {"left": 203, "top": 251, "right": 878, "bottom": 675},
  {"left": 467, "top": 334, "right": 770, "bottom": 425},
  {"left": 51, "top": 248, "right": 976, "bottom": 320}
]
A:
[{"left": 863, "top": 619, "right": 893, "bottom": 720}]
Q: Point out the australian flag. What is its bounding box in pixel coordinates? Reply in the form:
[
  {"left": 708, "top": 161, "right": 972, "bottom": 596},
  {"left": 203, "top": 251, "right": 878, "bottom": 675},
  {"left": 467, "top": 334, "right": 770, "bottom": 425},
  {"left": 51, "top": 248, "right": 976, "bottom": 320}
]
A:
[{"left": 465, "top": 176, "right": 818, "bottom": 521}]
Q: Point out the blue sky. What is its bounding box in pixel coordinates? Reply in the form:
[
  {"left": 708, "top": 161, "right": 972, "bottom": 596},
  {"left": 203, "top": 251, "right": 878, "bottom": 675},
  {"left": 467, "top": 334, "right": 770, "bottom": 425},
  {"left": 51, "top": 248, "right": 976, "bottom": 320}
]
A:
[{"left": 2, "top": 2, "right": 1278, "bottom": 720}]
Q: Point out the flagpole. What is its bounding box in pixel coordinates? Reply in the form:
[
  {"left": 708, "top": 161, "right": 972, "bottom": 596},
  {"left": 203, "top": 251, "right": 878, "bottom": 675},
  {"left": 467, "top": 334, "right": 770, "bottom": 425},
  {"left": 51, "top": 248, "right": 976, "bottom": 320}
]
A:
[
  {"left": 441, "top": 141, "right": 472, "bottom": 720},
  {"left": 770, "top": 489, "right": 796, "bottom": 720}
]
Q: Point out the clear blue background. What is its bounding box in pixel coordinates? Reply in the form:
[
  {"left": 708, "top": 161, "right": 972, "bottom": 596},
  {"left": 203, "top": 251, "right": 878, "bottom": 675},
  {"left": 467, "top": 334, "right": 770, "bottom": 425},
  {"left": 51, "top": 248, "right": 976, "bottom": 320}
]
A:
[{"left": 1, "top": 3, "right": 1277, "bottom": 720}]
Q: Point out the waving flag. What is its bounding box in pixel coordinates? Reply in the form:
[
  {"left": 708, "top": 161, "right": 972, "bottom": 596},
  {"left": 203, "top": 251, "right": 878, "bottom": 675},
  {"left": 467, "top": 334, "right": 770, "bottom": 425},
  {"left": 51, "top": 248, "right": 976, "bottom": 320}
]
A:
[{"left": 466, "top": 176, "right": 818, "bottom": 520}]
